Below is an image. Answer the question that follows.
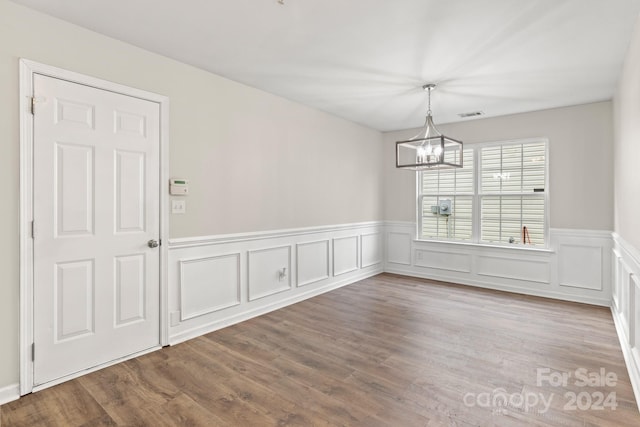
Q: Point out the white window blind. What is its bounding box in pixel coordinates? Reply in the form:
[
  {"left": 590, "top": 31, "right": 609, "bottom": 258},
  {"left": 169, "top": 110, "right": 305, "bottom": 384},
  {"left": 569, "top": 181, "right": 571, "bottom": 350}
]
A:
[
  {"left": 418, "top": 139, "right": 547, "bottom": 247},
  {"left": 480, "top": 141, "right": 546, "bottom": 245},
  {"left": 419, "top": 149, "right": 474, "bottom": 241}
]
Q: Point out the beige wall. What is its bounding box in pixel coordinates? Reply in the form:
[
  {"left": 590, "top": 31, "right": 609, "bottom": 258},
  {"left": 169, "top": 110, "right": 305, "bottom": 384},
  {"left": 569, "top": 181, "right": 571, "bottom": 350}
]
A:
[
  {"left": 384, "top": 101, "right": 614, "bottom": 231},
  {"left": 0, "top": 0, "right": 383, "bottom": 389},
  {"left": 613, "top": 12, "right": 640, "bottom": 252}
]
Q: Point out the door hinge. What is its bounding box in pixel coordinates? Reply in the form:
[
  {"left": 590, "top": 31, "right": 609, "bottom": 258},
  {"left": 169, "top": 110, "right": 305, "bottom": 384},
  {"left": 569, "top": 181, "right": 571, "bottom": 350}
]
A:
[
  {"left": 30, "top": 96, "right": 46, "bottom": 115},
  {"left": 31, "top": 220, "right": 35, "bottom": 239},
  {"left": 31, "top": 343, "right": 35, "bottom": 361}
]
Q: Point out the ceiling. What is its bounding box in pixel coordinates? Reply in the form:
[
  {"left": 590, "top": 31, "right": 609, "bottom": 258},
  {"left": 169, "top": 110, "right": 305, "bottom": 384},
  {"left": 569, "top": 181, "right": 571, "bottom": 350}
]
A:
[{"left": 10, "top": 0, "right": 640, "bottom": 131}]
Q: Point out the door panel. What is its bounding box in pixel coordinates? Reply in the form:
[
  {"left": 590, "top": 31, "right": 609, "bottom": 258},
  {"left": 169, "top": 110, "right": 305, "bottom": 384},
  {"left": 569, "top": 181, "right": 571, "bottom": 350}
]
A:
[
  {"left": 55, "top": 142, "right": 94, "bottom": 236},
  {"left": 54, "top": 98, "right": 95, "bottom": 129},
  {"left": 115, "top": 150, "right": 146, "bottom": 233},
  {"left": 114, "top": 254, "right": 146, "bottom": 326},
  {"left": 33, "top": 74, "right": 160, "bottom": 386},
  {"left": 54, "top": 260, "right": 95, "bottom": 342}
]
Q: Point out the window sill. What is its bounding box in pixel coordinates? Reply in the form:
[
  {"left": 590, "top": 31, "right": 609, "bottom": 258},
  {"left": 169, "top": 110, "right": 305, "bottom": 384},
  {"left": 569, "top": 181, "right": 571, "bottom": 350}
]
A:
[{"left": 413, "top": 238, "right": 555, "bottom": 254}]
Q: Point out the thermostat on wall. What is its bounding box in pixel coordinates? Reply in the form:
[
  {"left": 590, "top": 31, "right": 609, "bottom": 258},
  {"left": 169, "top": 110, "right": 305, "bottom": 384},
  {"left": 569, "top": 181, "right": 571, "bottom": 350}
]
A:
[{"left": 169, "top": 178, "right": 189, "bottom": 195}]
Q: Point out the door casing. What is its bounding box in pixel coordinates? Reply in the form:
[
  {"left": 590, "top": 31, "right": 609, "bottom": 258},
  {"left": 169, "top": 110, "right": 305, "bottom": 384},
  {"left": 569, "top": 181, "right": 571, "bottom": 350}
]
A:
[{"left": 19, "top": 59, "right": 170, "bottom": 395}]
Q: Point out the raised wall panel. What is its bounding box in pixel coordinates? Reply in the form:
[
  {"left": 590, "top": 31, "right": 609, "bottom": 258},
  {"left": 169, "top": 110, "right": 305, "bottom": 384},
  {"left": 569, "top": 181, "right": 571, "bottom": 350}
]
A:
[
  {"left": 54, "top": 260, "right": 95, "bottom": 342},
  {"left": 248, "top": 246, "right": 291, "bottom": 301},
  {"left": 361, "top": 233, "right": 382, "bottom": 268},
  {"left": 55, "top": 143, "right": 94, "bottom": 237},
  {"left": 613, "top": 250, "right": 622, "bottom": 310},
  {"left": 477, "top": 255, "right": 550, "bottom": 284},
  {"left": 387, "top": 232, "right": 412, "bottom": 265},
  {"left": 114, "top": 110, "right": 146, "bottom": 137},
  {"left": 621, "top": 262, "right": 631, "bottom": 336},
  {"left": 54, "top": 98, "right": 95, "bottom": 129},
  {"left": 333, "top": 236, "right": 359, "bottom": 276},
  {"left": 115, "top": 150, "right": 145, "bottom": 233},
  {"left": 115, "top": 254, "right": 145, "bottom": 326},
  {"left": 415, "top": 249, "right": 471, "bottom": 273},
  {"left": 558, "top": 244, "right": 602, "bottom": 290},
  {"left": 632, "top": 275, "right": 640, "bottom": 349},
  {"left": 180, "top": 253, "right": 241, "bottom": 320},
  {"left": 296, "top": 240, "right": 330, "bottom": 287}
]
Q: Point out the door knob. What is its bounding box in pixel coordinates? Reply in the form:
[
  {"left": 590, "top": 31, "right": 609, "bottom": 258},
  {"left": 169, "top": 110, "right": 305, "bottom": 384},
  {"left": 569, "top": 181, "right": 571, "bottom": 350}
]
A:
[{"left": 148, "top": 239, "right": 159, "bottom": 248}]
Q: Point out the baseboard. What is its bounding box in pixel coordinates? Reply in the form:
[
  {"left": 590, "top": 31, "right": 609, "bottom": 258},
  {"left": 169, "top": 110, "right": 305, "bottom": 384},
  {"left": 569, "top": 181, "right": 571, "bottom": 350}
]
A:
[
  {"left": 169, "top": 267, "right": 382, "bottom": 344},
  {"left": 0, "top": 383, "right": 20, "bottom": 405}
]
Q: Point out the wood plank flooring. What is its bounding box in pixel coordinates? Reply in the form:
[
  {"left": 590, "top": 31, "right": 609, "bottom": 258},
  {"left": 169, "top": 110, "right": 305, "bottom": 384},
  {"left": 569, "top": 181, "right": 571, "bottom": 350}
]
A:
[{"left": 2, "top": 273, "right": 639, "bottom": 426}]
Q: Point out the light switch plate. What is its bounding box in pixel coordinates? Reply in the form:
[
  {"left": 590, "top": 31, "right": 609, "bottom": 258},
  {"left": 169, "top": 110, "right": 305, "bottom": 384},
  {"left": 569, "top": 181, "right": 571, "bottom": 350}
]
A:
[{"left": 172, "top": 199, "right": 186, "bottom": 214}]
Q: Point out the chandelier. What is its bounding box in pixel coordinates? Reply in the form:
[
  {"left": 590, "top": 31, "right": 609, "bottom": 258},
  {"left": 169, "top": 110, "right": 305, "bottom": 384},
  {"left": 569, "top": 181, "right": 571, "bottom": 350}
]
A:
[{"left": 396, "top": 84, "right": 463, "bottom": 170}]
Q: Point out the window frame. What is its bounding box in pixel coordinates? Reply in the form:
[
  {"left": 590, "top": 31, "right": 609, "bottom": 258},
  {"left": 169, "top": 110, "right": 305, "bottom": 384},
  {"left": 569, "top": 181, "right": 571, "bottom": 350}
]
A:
[{"left": 417, "top": 137, "right": 550, "bottom": 249}]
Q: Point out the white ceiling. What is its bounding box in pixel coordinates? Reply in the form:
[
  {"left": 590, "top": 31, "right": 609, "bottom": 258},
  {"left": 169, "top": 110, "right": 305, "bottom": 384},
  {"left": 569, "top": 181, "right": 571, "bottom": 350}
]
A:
[{"left": 11, "top": 0, "right": 640, "bottom": 131}]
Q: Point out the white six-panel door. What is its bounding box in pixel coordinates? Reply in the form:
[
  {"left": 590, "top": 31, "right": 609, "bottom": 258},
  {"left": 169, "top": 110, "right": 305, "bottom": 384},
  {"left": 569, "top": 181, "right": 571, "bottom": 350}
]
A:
[{"left": 32, "top": 74, "right": 161, "bottom": 386}]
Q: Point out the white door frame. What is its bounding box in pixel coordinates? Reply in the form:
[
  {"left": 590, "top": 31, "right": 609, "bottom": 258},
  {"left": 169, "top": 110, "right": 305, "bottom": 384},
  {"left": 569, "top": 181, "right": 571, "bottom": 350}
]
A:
[{"left": 19, "top": 59, "right": 170, "bottom": 395}]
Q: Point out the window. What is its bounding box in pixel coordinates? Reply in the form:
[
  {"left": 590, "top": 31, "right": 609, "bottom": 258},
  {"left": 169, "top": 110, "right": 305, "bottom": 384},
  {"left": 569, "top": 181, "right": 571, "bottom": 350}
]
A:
[
  {"left": 419, "top": 149, "right": 474, "bottom": 241},
  {"left": 418, "top": 139, "right": 547, "bottom": 247}
]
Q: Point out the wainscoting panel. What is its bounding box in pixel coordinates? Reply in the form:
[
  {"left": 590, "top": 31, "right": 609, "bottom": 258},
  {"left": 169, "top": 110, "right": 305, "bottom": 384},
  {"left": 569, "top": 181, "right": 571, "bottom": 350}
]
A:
[
  {"left": 632, "top": 274, "right": 640, "bottom": 349},
  {"left": 296, "top": 240, "right": 330, "bottom": 287},
  {"left": 384, "top": 222, "right": 612, "bottom": 306},
  {"left": 179, "top": 253, "right": 240, "bottom": 321},
  {"left": 387, "top": 231, "right": 412, "bottom": 265},
  {"left": 333, "top": 236, "right": 359, "bottom": 276},
  {"left": 558, "top": 244, "right": 603, "bottom": 290},
  {"left": 477, "top": 255, "right": 550, "bottom": 284},
  {"left": 415, "top": 249, "right": 471, "bottom": 273},
  {"left": 361, "top": 233, "right": 382, "bottom": 268},
  {"left": 248, "top": 246, "right": 292, "bottom": 301},
  {"left": 611, "top": 233, "right": 640, "bottom": 413},
  {"left": 621, "top": 262, "right": 632, "bottom": 340},
  {"left": 168, "top": 222, "right": 383, "bottom": 344},
  {"left": 613, "top": 249, "right": 622, "bottom": 312}
]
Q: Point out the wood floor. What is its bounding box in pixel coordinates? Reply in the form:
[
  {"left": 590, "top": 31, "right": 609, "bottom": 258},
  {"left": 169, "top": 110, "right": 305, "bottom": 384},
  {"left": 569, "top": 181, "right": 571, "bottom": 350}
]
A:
[{"left": 2, "top": 273, "right": 639, "bottom": 426}]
